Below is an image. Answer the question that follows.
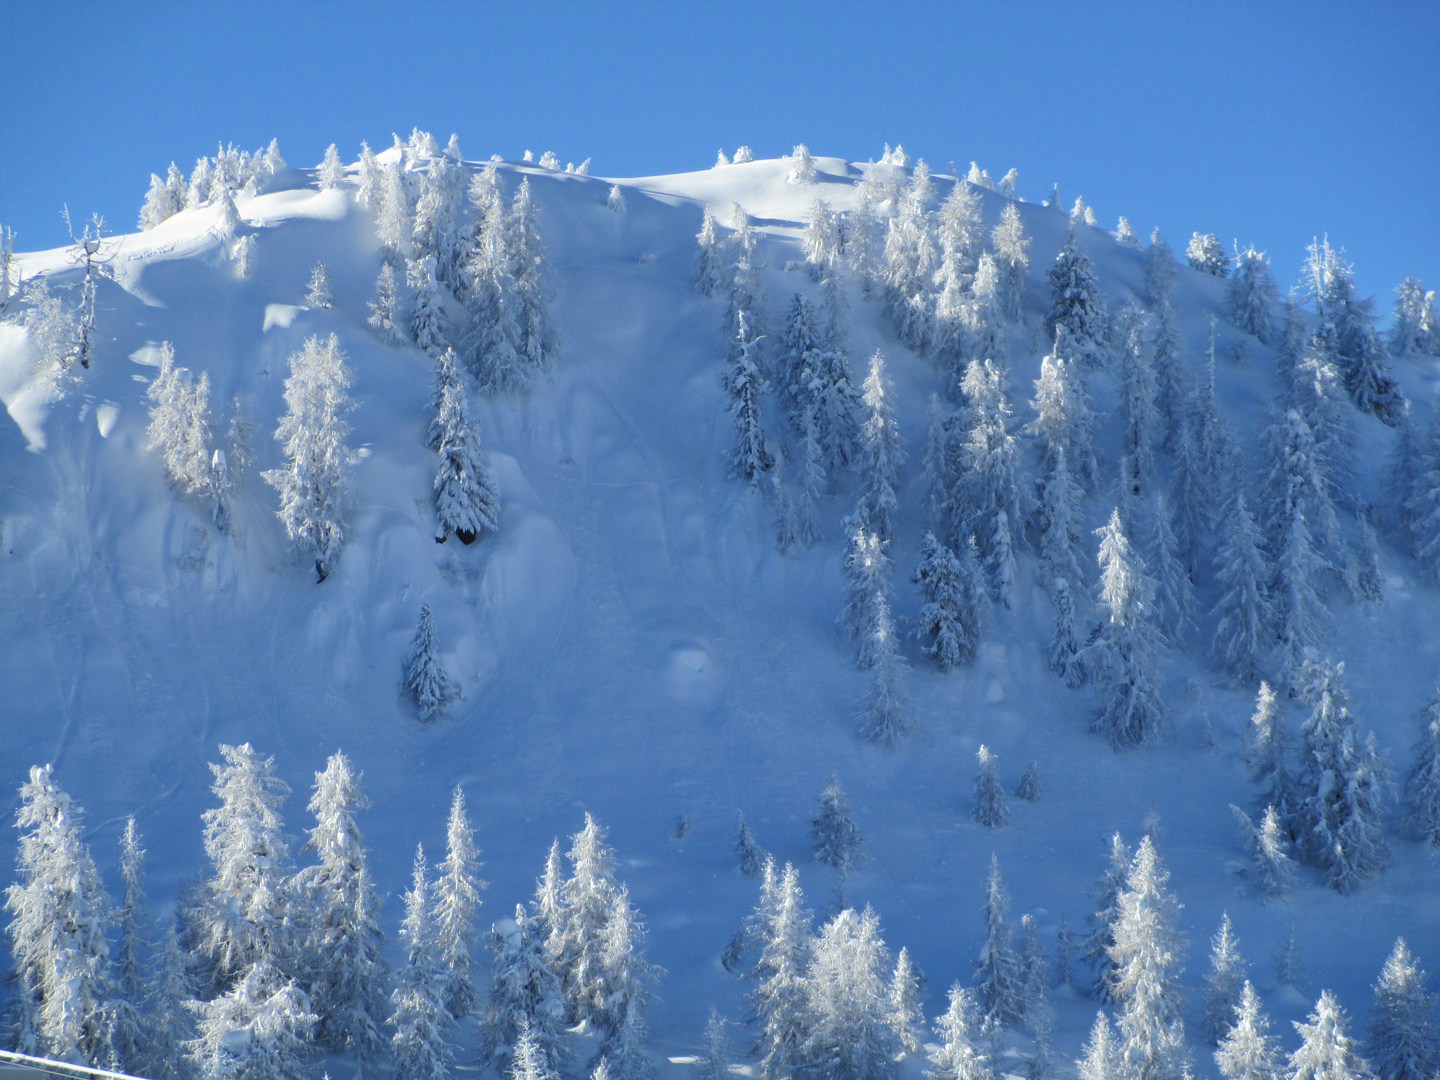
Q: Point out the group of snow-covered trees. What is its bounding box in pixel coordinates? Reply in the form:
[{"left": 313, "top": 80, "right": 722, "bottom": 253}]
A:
[{"left": 3, "top": 754, "right": 662, "bottom": 1080}]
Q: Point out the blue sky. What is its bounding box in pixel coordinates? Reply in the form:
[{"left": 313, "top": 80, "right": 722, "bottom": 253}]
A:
[{"left": 2, "top": 1, "right": 1436, "bottom": 309}]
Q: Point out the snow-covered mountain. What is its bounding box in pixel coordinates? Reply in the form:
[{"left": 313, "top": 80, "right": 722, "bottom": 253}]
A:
[{"left": 3, "top": 137, "right": 1440, "bottom": 1079}]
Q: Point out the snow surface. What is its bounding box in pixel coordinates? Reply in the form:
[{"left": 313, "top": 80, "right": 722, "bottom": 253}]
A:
[{"left": 4, "top": 151, "right": 1440, "bottom": 1075}]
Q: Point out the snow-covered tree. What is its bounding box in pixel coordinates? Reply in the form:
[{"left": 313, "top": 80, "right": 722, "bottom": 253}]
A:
[
  {"left": 1083, "top": 833, "right": 1131, "bottom": 1003},
  {"left": 1151, "top": 299, "right": 1188, "bottom": 453},
  {"left": 1079, "top": 1011, "right": 1122, "bottom": 1080},
  {"left": 389, "top": 847, "right": 453, "bottom": 1080},
  {"left": 186, "top": 959, "right": 316, "bottom": 1080},
  {"left": 801, "top": 199, "right": 841, "bottom": 279},
  {"left": 809, "top": 775, "right": 866, "bottom": 886},
  {"left": 1083, "top": 509, "right": 1167, "bottom": 748},
  {"left": 695, "top": 208, "right": 725, "bottom": 296},
  {"left": 404, "top": 604, "right": 459, "bottom": 722},
  {"left": 805, "top": 339, "right": 861, "bottom": 476},
  {"left": 433, "top": 371, "right": 500, "bottom": 543},
  {"left": 1289, "top": 992, "right": 1372, "bottom": 1080},
  {"left": 1231, "top": 804, "right": 1295, "bottom": 901},
  {"left": 698, "top": 1010, "right": 730, "bottom": 1080},
  {"left": 856, "top": 593, "right": 913, "bottom": 748},
  {"left": 787, "top": 144, "right": 817, "bottom": 185},
  {"left": 507, "top": 179, "right": 558, "bottom": 376},
  {"left": 1229, "top": 247, "right": 1278, "bottom": 344},
  {"left": 589, "top": 883, "right": 660, "bottom": 1064},
  {"left": 747, "top": 861, "right": 813, "bottom": 1080},
  {"left": 109, "top": 819, "right": 149, "bottom": 1073},
  {"left": 1292, "top": 658, "right": 1390, "bottom": 892},
  {"left": 1110, "top": 837, "right": 1189, "bottom": 1080},
  {"left": 376, "top": 160, "right": 414, "bottom": 261},
  {"left": 483, "top": 906, "right": 567, "bottom": 1077},
  {"left": 842, "top": 522, "right": 894, "bottom": 669},
  {"left": 992, "top": 201, "right": 1029, "bottom": 324},
  {"left": 407, "top": 254, "right": 447, "bottom": 355},
  {"left": 889, "top": 946, "right": 924, "bottom": 1057},
  {"left": 882, "top": 162, "right": 938, "bottom": 352},
  {"left": 428, "top": 786, "right": 486, "bottom": 1027},
  {"left": 1038, "top": 445, "right": 1087, "bottom": 593},
  {"left": 1187, "top": 233, "right": 1229, "bottom": 277},
  {"left": 857, "top": 350, "right": 905, "bottom": 540},
  {"left": 1050, "top": 576, "right": 1083, "bottom": 688},
  {"left": 1367, "top": 938, "right": 1437, "bottom": 1080},
  {"left": 1274, "top": 925, "right": 1304, "bottom": 991},
  {"left": 317, "top": 143, "right": 345, "bottom": 190},
  {"left": 1016, "top": 761, "right": 1041, "bottom": 803},
  {"left": 1404, "top": 684, "right": 1440, "bottom": 847},
  {"left": 957, "top": 359, "right": 1026, "bottom": 603},
  {"left": 145, "top": 918, "right": 196, "bottom": 1080},
  {"left": 801, "top": 906, "right": 898, "bottom": 1080},
  {"left": 549, "top": 814, "right": 621, "bottom": 1024},
  {"left": 262, "top": 333, "right": 356, "bottom": 582},
  {"left": 1202, "top": 915, "right": 1248, "bottom": 1045},
  {"left": 734, "top": 813, "right": 767, "bottom": 877},
  {"left": 302, "top": 260, "right": 332, "bottom": 309},
  {"left": 934, "top": 180, "right": 985, "bottom": 296},
  {"left": 1046, "top": 227, "right": 1109, "bottom": 366},
  {"left": 972, "top": 747, "right": 1009, "bottom": 828},
  {"left": 973, "top": 856, "right": 1022, "bottom": 1030},
  {"left": 147, "top": 342, "right": 218, "bottom": 499},
  {"left": 1389, "top": 278, "right": 1438, "bottom": 359},
  {"left": 1215, "top": 982, "right": 1281, "bottom": 1080},
  {"left": 1148, "top": 495, "right": 1196, "bottom": 644},
  {"left": 4, "top": 766, "right": 115, "bottom": 1066},
  {"left": 367, "top": 262, "right": 407, "bottom": 346},
  {"left": 354, "top": 142, "right": 380, "bottom": 210},
  {"left": 1210, "top": 494, "right": 1272, "bottom": 686},
  {"left": 913, "top": 532, "right": 982, "bottom": 671},
  {"left": 462, "top": 178, "right": 528, "bottom": 394},
  {"left": 927, "top": 984, "right": 989, "bottom": 1080},
  {"left": 140, "top": 169, "right": 184, "bottom": 229},
  {"left": 1117, "top": 308, "right": 1158, "bottom": 498},
  {"left": 1029, "top": 335, "right": 1099, "bottom": 492},
  {"left": 724, "top": 311, "right": 773, "bottom": 483},
  {"left": 1145, "top": 230, "right": 1177, "bottom": 307},
  {"left": 413, "top": 138, "right": 468, "bottom": 291},
  {"left": 1304, "top": 238, "right": 1405, "bottom": 424}
]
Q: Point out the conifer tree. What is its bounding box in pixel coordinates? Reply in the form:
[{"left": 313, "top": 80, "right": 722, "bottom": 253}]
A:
[
  {"left": 1038, "top": 445, "right": 1087, "bottom": 592},
  {"left": 846, "top": 185, "right": 885, "bottom": 296},
  {"left": 1046, "top": 227, "right": 1109, "bottom": 366},
  {"left": 801, "top": 906, "right": 899, "bottom": 1080},
  {"left": 992, "top": 201, "right": 1030, "bottom": 324},
  {"left": 1187, "top": 233, "right": 1230, "bottom": 277},
  {"left": 377, "top": 160, "right": 414, "bottom": 262},
  {"left": 857, "top": 350, "right": 905, "bottom": 540},
  {"left": 194, "top": 744, "right": 295, "bottom": 996},
  {"left": 110, "top": 819, "right": 149, "bottom": 1074},
  {"left": 185, "top": 959, "right": 316, "bottom": 1080},
  {"left": 1117, "top": 308, "right": 1158, "bottom": 497},
  {"left": 883, "top": 163, "right": 938, "bottom": 352},
  {"left": 809, "top": 775, "right": 866, "bottom": 888},
  {"left": 1215, "top": 982, "right": 1281, "bottom": 1080},
  {"left": 147, "top": 342, "right": 218, "bottom": 500},
  {"left": 1404, "top": 684, "right": 1440, "bottom": 848},
  {"left": 1029, "top": 336, "right": 1099, "bottom": 492},
  {"left": 511, "top": 1019, "right": 561, "bottom": 1080},
  {"left": 145, "top": 918, "right": 196, "bottom": 1080},
  {"left": 318, "top": 143, "right": 345, "bottom": 190},
  {"left": 1017, "top": 762, "right": 1041, "bottom": 802},
  {"left": 726, "top": 204, "right": 769, "bottom": 350},
  {"left": 293, "top": 753, "right": 389, "bottom": 1065},
  {"left": 724, "top": 311, "right": 773, "bottom": 483},
  {"left": 262, "top": 333, "right": 356, "bottom": 582},
  {"left": 433, "top": 372, "right": 500, "bottom": 544},
  {"left": 1145, "top": 230, "right": 1177, "bottom": 307},
  {"left": 926, "top": 984, "right": 989, "bottom": 1080},
  {"left": 842, "top": 523, "right": 894, "bottom": 669},
  {"left": 591, "top": 885, "right": 661, "bottom": 1062},
  {"left": 1049, "top": 576, "right": 1082, "bottom": 687},
  {"left": 1229, "top": 247, "right": 1278, "bottom": 344},
  {"left": 433, "top": 786, "right": 486, "bottom": 1022},
  {"left": 355, "top": 141, "right": 380, "bottom": 210},
  {"left": 958, "top": 359, "right": 1027, "bottom": 603},
  {"left": 1211, "top": 494, "right": 1272, "bottom": 686},
  {"left": 1202, "top": 915, "right": 1248, "bottom": 1045},
  {"left": 913, "top": 532, "right": 981, "bottom": 670},
  {"left": 1110, "top": 837, "right": 1189, "bottom": 1080},
  {"left": 972, "top": 747, "right": 1010, "bottom": 828},
  {"left": 747, "top": 861, "right": 813, "bottom": 1080},
  {"left": 801, "top": 199, "right": 841, "bottom": 279},
  {"left": 888, "top": 946, "right": 923, "bottom": 1057},
  {"left": 1230, "top": 804, "right": 1295, "bottom": 901},
  {"left": 408, "top": 254, "right": 447, "bottom": 355},
  {"left": 389, "top": 847, "right": 453, "bottom": 1080},
  {"left": 550, "top": 814, "right": 623, "bottom": 1025},
  {"left": 1151, "top": 299, "right": 1189, "bottom": 453},
  {"left": 508, "top": 179, "right": 558, "bottom": 376},
  {"left": 699, "top": 1010, "right": 730, "bottom": 1080},
  {"left": 857, "top": 594, "right": 913, "bottom": 748},
  {"left": 734, "top": 812, "right": 767, "bottom": 877},
  {"left": 1367, "top": 938, "right": 1438, "bottom": 1080},
  {"left": 1083, "top": 834, "right": 1131, "bottom": 1003},
  {"left": 1306, "top": 238, "right": 1405, "bottom": 425},
  {"left": 1389, "top": 278, "right": 1438, "bottom": 359},
  {"left": 973, "top": 856, "right": 1022, "bottom": 1030},
  {"left": 368, "top": 262, "right": 408, "bottom": 346},
  {"left": 463, "top": 171, "right": 527, "bottom": 394},
  {"left": 305, "top": 260, "right": 332, "bottom": 309},
  {"left": 1274, "top": 925, "right": 1304, "bottom": 991},
  {"left": 482, "top": 906, "right": 567, "bottom": 1077},
  {"left": 1079, "top": 1012, "right": 1122, "bottom": 1080},
  {"left": 1116, "top": 217, "right": 1141, "bottom": 249},
  {"left": 404, "top": 604, "right": 459, "bottom": 722},
  {"left": 1289, "top": 992, "right": 1371, "bottom": 1080},
  {"left": 1148, "top": 495, "right": 1196, "bottom": 644}
]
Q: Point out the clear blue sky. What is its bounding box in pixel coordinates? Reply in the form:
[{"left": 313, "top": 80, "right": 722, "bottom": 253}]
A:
[{"left": 2, "top": 1, "right": 1436, "bottom": 309}]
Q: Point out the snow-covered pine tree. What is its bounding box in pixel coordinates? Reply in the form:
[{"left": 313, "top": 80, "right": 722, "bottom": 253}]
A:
[
  {"left": 433, "top": 372, "right": 500, "bottom": 544},
  {"left": 1274, "top": 925, "right": 1304, "bottom": 991},
  {"left": 1017, "top": 914, "right": 1051, "bottom": 1029},
  {"left": 934, "top": 178, "right": 984, "bottom": 293},
  {"left": 801, "top": 199, "right": 841, "bottom": 279},
  {"left": 725, "top": 204, "right": 769, "bottom": 348},
  {"left": 1289, "top": 992, "right": 1372, "bottom": 1080},
  {"left": 4, "top": 766, "right": 115, "bottom": 1066},
  {"left": 1046, "top": 226, "right": 1109, "bottom": 367},
  {"left": 973, "top": 855, "right": 1022, "bottom": 1031},
  {"left": 1150, "top": 298, "right": 1188, "bottom": 453},
  {"left": 1389, "top": 278, "right": 1438, "bottom": 359},
  {"left": 185, "top": 959, "right": 316, "bottom": 1080},
  {"left": 724, "top": 311, "right": 773, "bottom": 483},
  {"left": 698, "top": 1010, "right": 730, "bottom": 1080},
  {"left": 304, "top": 260, "right": 332, "bottom": 309},
  {"left": 746, "top": 861, "right": 814, "bottom": 1080},
  {"left": 992, "top": 201, "right": 1030, "bottom": 324},
  {"left": 1148, "top": 494, "right": 1196, "bottom": 644},
  {"left": 1016, "top": 761, "right": 1041, "bottom": 803},
  {"left": 1306, "top": 238, "right": 1405, "bottom": 425},
  {"left": 1110, "top": 837, "right": 1189, "bottom": 1080},
  {"left": 262, "top": 333, "right": 356, "bottom": 582},
  {"left": 293, "top": 752, "right": 389, "bottom": 1064},
  {"left": 110, "top": 819, "right": 149, "bottom": 1074},
  {"left": 389, "top": 847, "right": 453, "bottom": 1080},
  {"left": 552, "top": 814, "right": 622, "bottom": 1025},
  {"left": 376, "top": 159, "right": 414, "bottom": 262},
  {"left": 957, "top": 358, "right": 1026, "bottom": 603},
  {"left": 145, "top": 918, "right": 196, "bottom": 1080},
  {"left": 846, "top": 183, "right": 885, "bottom": 296},
  {"left": 367, "top": 262, "right": 408, "bottom": 346},
  {"left": 1230, "top": 804, "right": 1295, "bottom": 901},
  {"left": 883, "top": 162, "right": 938, "bottom": 352},
  {"left": 407, "top": 254, "right": 447, "bottom": 355},
  {"left": 927, "top": 984, "right": 989, "bottom": 1080},
  {"left": 809, "top": 775, "right": 866, "bottom": 887},
  {"left": 1367, "top": 938, "right": 1438, "bottom": 1080},
  {"left": 590, "top": 883, "right": 661, "bottom": 1064},
  {"left": 1083, "top": 509, "right": 1167, "bottom": 748},
  {"left": 462, "top": 171, "right": 527, "bottom": 394},
  {"left": 857, "top": 350, "right": 905, "bottom": 540},
  {"left": 734, "top": 812, "right": 767, "bottom": 877},
  {"left": 888, "top": 946, "right": 924, "bottom": 1057},
  {"left": 1404, "top": 683, "right": 1440, "bottom": 848},
  {"left": 482, "top": 906, "right": 567, "bottom": 1077},
  {"left": 972, "top": 746, "right": 1009, "bottom": 828},
  {"left": 1083, "top": 833, "right": 1131, "bottom": 1003},
  {"left": 1187, "top": 233, "right": 1229, "bottom": 277},
  {"left": 1050, "top": 575, "right": 1084, "bottom": 688},
  {"left": 434, "top": 786, "right": 486, "bottom": 1021},
  {"left": 841, "top": 522, "right": 894, "bottom": 669},
  {"left": 355, "top": 142, "right": 380, "bottom": 210},
  {"left": 801, "top": 906, "right": 898, "bottom": 1080},
  {"left": 404, "top": 604, "right": 459, "bottom": 722},
  {"left": 1229, "top": 246, "right": 1278, "bottom": 344},
  {"left": 1078, "top": 1011, "right": 1122, "bottom": 1080},
  {"left": 1117, "top": 308, "right": 1158, "bottom": 498},
  {"left": 913, "top": 532, "right": 981, "bottom": 671},
  {"left": 1039, "top": 444, "right": 1087, "bottom": 592},
  {"left": 147, "top": 342, "right": 217, "bottom": 500},
  {"left": 1145, "top": 230, "right": 1177, "bottom": 307},
  {"left": 1210, "top": 494, "right": 1272, "bottom": 686},
  {"left": 508, "top": 179, "right": 558, "bottom": 377},
  {"left": 1029, "top": 335, "right": 1099, "bottom": 492},
  {"left": 856, "top": 592, "right": 913, "bottom": 748},
  {"left": 1293, "top": 658, "right": 1390, "bottom": 891},
  {"left": 1245, "top": 682, "right": 1291, "bottom": 805},
  {"left": 317, "top": 143, "right": 345, "bottom": 190},
  {"left": 1201, "top": 914, "right": 1248, "bottom": 1045},
  {"left": 1116, "top": 217, "right": 1141, "bottom": 249},
  {"left": 1215, "top": 982, "right": 1281, "bottom": 1080},
  {"left": 413, "top": 138, "right": 468, "bottom": 291}
]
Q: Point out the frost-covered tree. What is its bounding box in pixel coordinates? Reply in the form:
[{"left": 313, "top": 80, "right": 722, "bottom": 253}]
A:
[
  {"left": 317, "top": 143, "right": 345, "bottom": 190},
  {"left": 926, "top": 984, "right": 989, "bottom": 1080},
  {"left": 1029, "top": 335, "right": 1099, "bottom": 492},
  {"left": 1231, "top": 804, "right": 1295, "bottom": 901},
  {"left": 934, "top": 179, "right": 985, "bottom": 293},
  {"left": 1050, "top": 576, "right": 1082, "bottom": 687},
  {"left": 1404, "top": 684, "right": 1440, "bottom": 847},
  {"left": 1274, "top": 925, "right": 1304, "bottom": 991},
  {"left": 589, "top": 883, "right": 660, "bottom": 1063},
  {"left": 842, "top": 523, "right": 894, "bottom": 669},
  {"left": 376, "top": 160, "right": 414, "bottom": 262},
  {"left": 433, "top": 785, "right": 486, "bottom": 1022},
  {"left": 1110, "top": 837, "right": 1189, "bottom": 1080},
  {"left": 146, "top": 918, "right": 196, "bottom": 1080},
  {"left": 1079, "top": 1012, "right": 1122, "bottom": 1080},
  {"left": 1202, "top": 915, "right": 1248, "bottom": 1045},
  {"left": 4, "top": 766, "right": 115, "bottom": 1066},
  {"left": 725, "top": 204, "right": 769, "bottom": 347},
  {"left": 1148, "top": 495, "right": 1196, "bottom": 644},
  {"left": 1151, "top": 299, "right": 1188, "bottom": 452},
  {"left": 1289, "top": 992, "right": 1372, "bottom": 1080},
  {"left": 888, "top": 946, "right": 923, "bottom": 1057},
  {"left": 747, "top": 861, "right": 813, "bottom": 1080},
  {"left": 1187, "top": 233, "right": 1229, "bottom": 277},
  {"left": 404, "top": 604, "right": 459, "bottom": 722},
  {"left": 1083, "top": 833, "right": 1131, "bottom": 1003},
  {"left": 846, "top": 182, "right": 885, "bottom": 296},
  {"left": 1229, "top": 247, "right": 1278, "bottom": 344},
  {"left": 549, "top": 814, "right": 622, "bottom": 1025},
  {"left": 413, "top": 138, "right": 468, "bottom": 291},
  {"left": 262, "top": 333, "right": 356, "bottom": 582},
  {"left": 694, "top": 207, "right": 725, "bottom": 296},
  {"left": 801, "top": 906, "right": 898, "bottom": 1080},
  {"left": 1211, "top": 494, "right": 1272, "bottom": 685},
  {"left": 434, "top": 372, "right": 500, "bottom": 544},
  {"left": 293, "top": 753, "right": 388, "bottom": 1065},
  {"left": 482, "top": 906, "right": 567, "bottom": 1077},
  {"left": 463, "top": 181, "right": 527, "bottom": 394},
  {"left": 303, "top": 260, "right": 332, "bottom": 309},
  {"left": 1016, "top": 761, "right": 1041, "bottom": 803},
  {"left": 408, "top": 254, "right": 447, "bottom": 355},
  {"left": 1215, "top": 982, "right": 1281, "bottom": 1080},
  {"left": 147, "top": 342, "right": 218, "bottom": 500},
  {"left": 110, "top": 819, "right": 149, "bottom": 1073},
  {"left": 1038, "top": 445, "right": 1087, "bottom": 592},
  {"left": 185, "top": 959, "right": 316, "bottom": 1080},
  {"left": 809, "top": 775, "right": 865, "bottom": 887},
  {"left": 1305, "top": 238, "right": 1405, "bottom": 424},
  {"left": 1083, "top": 509, "right": 1167, "bottom": 748},
  {"left": 992, "top": 201, "right": 1030, "bottom": 324},
  {"left": 1047, "top": 227, "right": 1109, "bottom": 366},
  {"left": 507, "top": 180, "right": 558, "bottom": 376},
  {"left": 1145, "top": 230, "right": 1177, "bottom": 307},
  {"left": 734, "top": 812, "right": 767, "bottom": 878},
  {"left": 724, "top": 311, "right": 773, "bottom": 483},
  {"left": 355, "top": 142, "right": 380, "bottom": 210},
  {"left": 367, "top": 262, "right": 407, "bottom": 346},
  {"left": 856, "top": 593, "right": 913, "bottom": 748},
  {"left": 801, "top": 199, "right": 841, "bottom": 279},
  {"left": 1292, "top": 658, "right": 1390, "bottom": 892},
  {"left": 1389, "top": 278, "right": 1438, "bottom": 359},
  {"left": 883, "top": 162, "right": 938, "bottom": 352},
  {"left": 389, "top": 847, "right": 452, "bottom": 1080},
  {"left": 1367, "top": 938, "right": 1437, "bottom": 1080},
  {"left": 958, "top": 359, "right": 1026, "bottom": 603},
  {"left": 697, "top": 1010, "right": 730, "bottom": 1080},
  {"left": 972, "top": 747, "right": 1009, "bottom": 828},
  {"left": 973, "top": 856, "right": 1022, "bottom": 1030},
  {"left": 857, "top": 350, "right": 905, "bottom": 540},
  {"left": 913, "top": 532, "right": 982, "bottom": 671},
  {"left": 1117, "top": 309, "right": 1158, "bottom": 497}
]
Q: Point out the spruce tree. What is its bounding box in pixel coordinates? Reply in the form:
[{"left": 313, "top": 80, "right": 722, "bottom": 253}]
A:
[
  {"left": 1389, "top": 278, "right": 1438, "bottom": 359},
  {"left": 508, "top": 179, "right": 558, "bottom": 376},
  {"left": 389, "top": 847, "right": 453, "bottom": 1080},
  {"left": 1151, "top": 298, "right": 1189, "bottom": 453},
  {"left": 185, "top": 959, "right": 316, "bottom": 1080},
  {"left": 1038, "top": 444, "right": 1086, "bottom": 595},
  {"left": 1215, "top": 982, "right": 1281, "bottom": 1080},
  {"left": 1049, "top": 577, "right": 1082, "bottom": 688},
  {"left": 145, "top": 918, "right": 196, "bottom": 1080},
  {"left": 434, "top": 786, "right": 486, "bottom": 1021},
  {"left": 857, "top": 351, "right": 905, "bottom": 541},
  {"left": 1202, "top": 914, "right": 1248, "bottom": 1045},
  {"left": 482, "top": 906, "right": 567, "bottom": 1077},
  {"left": 1230, "top": 804, "right": 1295, "bottom": 902},
  {"left": 724, "top": 311, "right": 773, "bottom": 483},
  {"left": 958, "top": 358, "right": 1027, "bottom": 603},
  {"left": 992, "top": 201, "right": 1030, "bottom": 324},
  {"left": 147, "top": 342, "right": 218, "bottom": 500},
  {"left": 926, "top": 984, "right": 989, "bottom": 1080},
  {"left": 1046, "top": 226, "right": 1109, "bottom": 366},
  {"left": 734, "top": 812, "right": 767, "bottom": 877},
  {"left": 1368, "top": 938, "right": 1438, "bottom": 1080},
  {"left": 913, "top": 532, "right": 981, "bottom": 671},
  {"left": 110, "top": 819, "right": 149, "bottom": 1074},
  {"left": 842, "top": 523, "right": 894, "bottom": 670},
  {"left": 1079, "top": 1011, "right": 1122, "bottom": 1080},
  {"left": 368, "top": 262, "right": 408, "bottom": 347},
  {"left": 305, "top": 260, "right": 332, "bottom": 309},
  {"left": 801, "top": 199, "right": 841, "bottom": 279},
  {"left": 1083, "top": 833, "right": 1131, "bottom": 1003},
  {"left": 404, "top": 604, "right": 459, "bottom": 722},
  {"left": 1289, "top": 992, "right": 1371, "bottom": 1080},
  {"left": 1404, "top": 684, "right": 1440, "bottom": 847},
  {"left": 1145, "top": 230, "right": 1176, "bottom": 307},
  {"left": 1148, "top": 495, "right": 1196, "bottom": 645},
  {"left": 699, "top": 1010, "right": 730, "bottom": 1080},
  {"left": 972, "top": 747, "right": 1009, "bottom": 828},
  {"left": 1187, "top": 233, "right": 1230, "bottom": 276},
  {"left": 433, "top": 373, "right": 501, "bottom": 544},
  {"left": 1307, "top": 238, "right": 1405, "bottom": 425},
  {"left": 1229, "top": 246, "right": 1278, "bottom": 344},
  {"left": 973, "top": 856, "right": 1022, "bottom": 1030},
  {"left": 1117, "top": 308, "right": 1158, "bottom": 497},
  {"left": 747, "top": 862, "right": 813, "bottom": 1080},
  {"left": 1029, "top": 335, "right": 1099, "bottom": 492},
  {"left": 889, "top": 946, "right": 924, "bottom": 1057},
  {"left": 1211, "top": 494, "right": 1273, "bottom": 686},
  {"left": 801, "top": 906, "right": 899, "bottom": 1080},
  {"left": 406, "top": 254, "right": 447, "bottom": 356},
  {"left": 856, "top": 594, "right": 913, "bottom": 748},
  {"left": 317, "top": 143, "right": 345, "bottom": 190},
  {"left": 883, "top": 163, "right": 938, "bottom": 353},
  {"left": 809, "top": 775, "right": 866, "bottom": 887}
]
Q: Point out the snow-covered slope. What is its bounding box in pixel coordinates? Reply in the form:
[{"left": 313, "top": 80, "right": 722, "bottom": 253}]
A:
[{"left": 3, "top": 147, "right": 1438, "bottom": 1073}]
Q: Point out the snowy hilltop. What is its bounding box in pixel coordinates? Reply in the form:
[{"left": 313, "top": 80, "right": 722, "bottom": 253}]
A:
[{"left": 3, "top": 132, "right": 1440, "bottom": 1080}]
